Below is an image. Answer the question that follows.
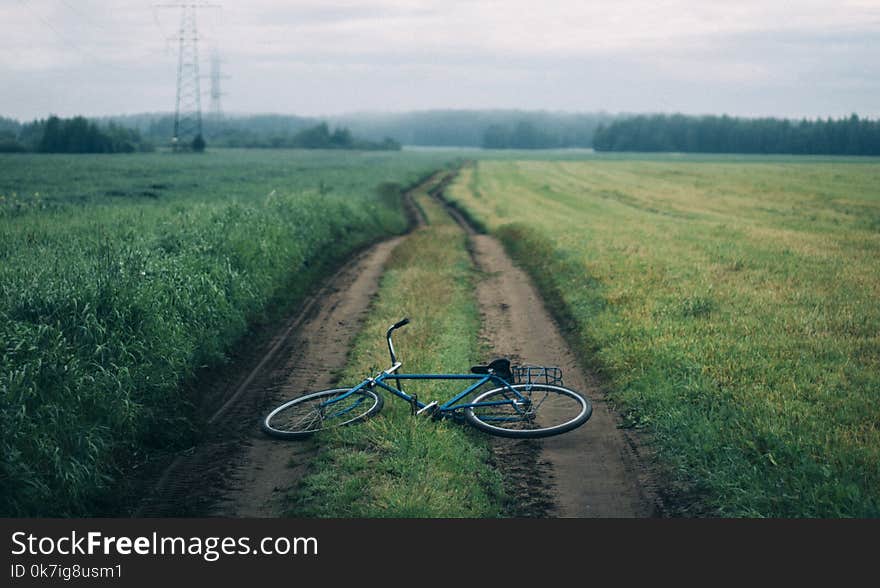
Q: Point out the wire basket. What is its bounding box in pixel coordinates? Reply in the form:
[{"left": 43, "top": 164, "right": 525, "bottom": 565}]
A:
[{"left": 511, "top": 365, "right": 563, "bottom": 386}]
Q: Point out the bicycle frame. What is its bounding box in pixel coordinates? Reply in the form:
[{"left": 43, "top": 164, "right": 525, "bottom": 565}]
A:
[
  {"left": 322, "top": 366, "right": 529, "bottom": 417},
  {"left": 319, "top": 317, "right": 532, "bottom": 419}
]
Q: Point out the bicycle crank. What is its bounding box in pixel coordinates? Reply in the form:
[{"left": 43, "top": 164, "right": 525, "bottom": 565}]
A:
[{"left": 415, "top": 400, "right": 439, "bottom": 417}]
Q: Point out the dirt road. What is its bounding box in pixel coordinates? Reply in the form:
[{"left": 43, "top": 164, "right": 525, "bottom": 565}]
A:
[{"left": 138, "top": 170, "right": 657, "bottom": 518}]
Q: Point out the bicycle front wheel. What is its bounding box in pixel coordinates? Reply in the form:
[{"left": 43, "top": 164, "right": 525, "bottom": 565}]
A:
[
  {"left": 261, "top": 387, "right": 383, "bottom": 439},
  {"left": 464, "top": 384, "right": 591, "bottom": 439}
]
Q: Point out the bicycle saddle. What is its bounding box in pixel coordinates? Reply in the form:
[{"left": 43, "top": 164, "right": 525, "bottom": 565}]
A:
[{"left": 470, "top": 358, "right": 513, "bottom": 382}]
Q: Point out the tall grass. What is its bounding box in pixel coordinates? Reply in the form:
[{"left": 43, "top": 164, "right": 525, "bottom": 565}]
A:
[
  {"left": 448, "top": 157, "right": 880, "bottom": 517},
  {"left": 0, "top": 150, "right": 450, "bottom": 516}
]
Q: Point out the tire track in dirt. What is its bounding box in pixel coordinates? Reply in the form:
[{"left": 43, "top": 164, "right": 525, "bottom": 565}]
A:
[
  {"left": 209, "top": 236, "right": 405, "bottom": 517},
  {"left": 135, "top": 175, "right": 444, "bottom": 517},
  {"left": 435, "top": 184, "right": 660, "bottom": 518}
]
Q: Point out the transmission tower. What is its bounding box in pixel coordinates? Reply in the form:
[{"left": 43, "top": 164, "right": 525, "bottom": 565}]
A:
[
  {"left": 208, "top": 48, "right": 229, "bottom": 121},
  {"left": 156, "top": 2, "right": 220, "bottom": 151}
]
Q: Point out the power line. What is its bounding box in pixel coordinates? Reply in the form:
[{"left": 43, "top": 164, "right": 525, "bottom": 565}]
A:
[
  {"left": 16, "top": 0, "right": 94, "bottom": 58},
  {"left": 15, "top": 0, "right": 152, "bottom": 73},
  {"left": 55, "top": 0, "right": 110, "bottom": 32}
]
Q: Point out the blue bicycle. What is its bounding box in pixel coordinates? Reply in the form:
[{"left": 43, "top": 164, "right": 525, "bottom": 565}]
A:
[{"left": 261, "top": 318, "right": 592, "bottom": 439}]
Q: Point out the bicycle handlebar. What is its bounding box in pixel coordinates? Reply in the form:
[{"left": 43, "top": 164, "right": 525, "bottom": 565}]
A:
[
  {"left": 386, "top": 317, "right": 409, "bottom": 363},
  {"left": 386, "top": 318, "right": 409, "bottom": 391}
]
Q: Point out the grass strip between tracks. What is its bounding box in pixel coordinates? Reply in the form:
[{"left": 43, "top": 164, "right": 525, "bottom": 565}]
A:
[{"left": 286, "top": 184, "right": 506, "bottom": 517}]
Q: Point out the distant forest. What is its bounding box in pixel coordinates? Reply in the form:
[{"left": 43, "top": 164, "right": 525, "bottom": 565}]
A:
[
  {"left": 0, "top": 115, "right": 399, "bottom": 153},
  {"left": 0, "top": 115, "right": 151, "bottom": 153},
  {"left": 115, "top": 114, "right": 400, "bottom": 150},
  {"left": 593, "top": 114, "right": 880, "bottom": 156},
  {"left": 101, "top": 110, "right": 611, "bottom": 150},
  {"left": 2, "top": 111, "right": 879, "bottom": 155}
]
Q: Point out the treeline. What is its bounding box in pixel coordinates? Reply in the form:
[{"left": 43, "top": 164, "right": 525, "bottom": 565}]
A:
[
  {"left": 0, "top": 115, "right": 151, "bottom": 153},
  {"left": 593, "top": 114, "right": 880, "bottom": 155},
  {"left": 106, "top": 110, "right": 612, "bottom": 149},
  {"left": 7, "top": 111, "right": 879, "bottom": 154},
  {"left": 67, "top": 110, "right": 612, "bottom": 149}
]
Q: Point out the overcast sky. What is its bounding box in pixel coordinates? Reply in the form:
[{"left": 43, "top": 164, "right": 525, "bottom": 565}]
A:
[{"left": 1, "top": 0, "right": 878, "bottom": 121}]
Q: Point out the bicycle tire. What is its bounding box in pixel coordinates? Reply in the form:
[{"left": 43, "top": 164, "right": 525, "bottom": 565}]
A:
[
  {"left": 464, "top": 383, "right": 591, "bottom": 439},
  {"left": 261, "top": 387, "right": 383, "bottom": 439}
]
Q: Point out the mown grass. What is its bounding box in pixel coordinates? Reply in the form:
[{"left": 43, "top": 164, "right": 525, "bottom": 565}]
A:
[
  {"left": 287, "top": 179, "right": 505, "bottom": 517},
  {"left": 0, "top": 149, "right": 452, "bottom": 516},
  {"left": 447, "top": 157, "right": 880, "bottom": 517}
]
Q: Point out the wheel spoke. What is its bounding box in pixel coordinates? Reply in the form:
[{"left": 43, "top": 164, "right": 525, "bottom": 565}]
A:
[
  {"left": 263, "top": 387, "right": 382, "bottom": 438},
  {"left": 466, "top": 384, "right": 591, "bottom": 438},
  {"left": 295, "top": 407, "right": 323, "bottom": 431},
  {"left": 531, "top": 388, "right": 552, "bottom": 413}
]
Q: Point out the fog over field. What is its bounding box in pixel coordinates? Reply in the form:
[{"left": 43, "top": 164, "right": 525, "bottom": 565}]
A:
[{"left": 1, "top": 0, "right": 878, "bottom": 120}]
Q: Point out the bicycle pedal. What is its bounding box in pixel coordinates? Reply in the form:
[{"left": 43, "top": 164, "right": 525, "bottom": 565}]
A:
[{"left": 416, "top": 401, "right": 439, "bottom": 416}]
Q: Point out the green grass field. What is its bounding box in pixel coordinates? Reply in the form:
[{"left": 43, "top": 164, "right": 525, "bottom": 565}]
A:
[
  {"left": 5, "top": 147, "right": 878, "bottom": 518},
  {"left": 447, "top": 157, "right": 880, "bottom": 517},
  {"left": 0, "top": 149, "right": 452, "bottom": 516}
]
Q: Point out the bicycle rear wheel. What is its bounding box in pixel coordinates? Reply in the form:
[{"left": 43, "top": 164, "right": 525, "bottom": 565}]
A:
[
  {"left": 464, "top": 384, "right": 591, "bottom": 439},
  {"left": 261, "top": 387, "right": 383, "bottom": 439}
]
